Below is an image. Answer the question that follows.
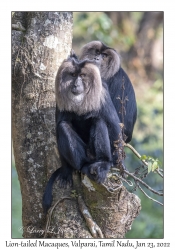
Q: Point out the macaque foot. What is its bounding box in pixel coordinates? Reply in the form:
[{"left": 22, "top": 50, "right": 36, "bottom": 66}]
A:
[{"left": 81, "top": 161, "right": 111, "bottom": 183}]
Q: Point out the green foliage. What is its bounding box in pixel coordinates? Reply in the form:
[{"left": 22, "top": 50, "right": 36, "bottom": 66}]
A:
[
  {"left": 125, "top": 77, "right": 163, "bottom": 238},
  {"left": 134, "top": 80, "right": 163, "bottom": 145},
  {"left": 12, "top": 161, "right": 22, "bottom": 238},
  {"left": 73, "top": 12, "right": 146, "bottom": 54},
  {"left": 141, "top": 155, "right": 161, "bottom": 173},
  {"left": 73, "top": 12, "right": 114, "bottom": 45},
  {"left": 126, "top": 192, "right": 163, "bottom": 238}
]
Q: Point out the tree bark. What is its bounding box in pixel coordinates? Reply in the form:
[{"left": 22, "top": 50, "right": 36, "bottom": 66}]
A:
[
  {"left": 12, "top": 11, "right": 141, "bottom": 239},
  {"left": 12, "top": 11, "right": 73, "bottom": 238}
]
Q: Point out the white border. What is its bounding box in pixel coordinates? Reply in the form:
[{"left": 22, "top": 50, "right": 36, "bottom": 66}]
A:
[{"left": 1, "top": 1, "right": 175, "bottom": 249}]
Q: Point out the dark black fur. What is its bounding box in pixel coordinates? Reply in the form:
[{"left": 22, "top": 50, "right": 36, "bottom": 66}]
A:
[
  {"left": 107, "top": 68, "right": 137, "bottom": 142},
  {"left": 80, "top": 41, "right": 137, "bottom": 143},
  {"left": 42, "top": 56, "right": 124, "bottom": 213}
]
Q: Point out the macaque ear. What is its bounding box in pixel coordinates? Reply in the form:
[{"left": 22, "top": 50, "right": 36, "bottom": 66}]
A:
[{"left": 69, "top": 49, "right": 78, "bottom": 60}]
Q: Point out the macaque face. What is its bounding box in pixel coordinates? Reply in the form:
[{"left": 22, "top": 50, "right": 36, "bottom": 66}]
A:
[
  {"left": 55, "top": 58, "right": 106, "bottom": 115},
  {"left": 80, "top": 41, "right": 121, "bottom": 80}
]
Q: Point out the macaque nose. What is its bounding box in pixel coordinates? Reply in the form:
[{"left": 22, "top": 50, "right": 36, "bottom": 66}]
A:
[
  {"left": 71, "top": 77, "right": 84, "bottom": 95},
  {"left": 74, "top": 78, "right": 81, "bottom": 88},
  {"left": 74, "top": 82, "right": 79, "bottom": 87},
  {"left": 94, "top": 56, "right": 100, "bottom": 61}
]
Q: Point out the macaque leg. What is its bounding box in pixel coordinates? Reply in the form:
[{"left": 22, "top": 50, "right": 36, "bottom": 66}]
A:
[{"left": 81, "top": 119, "right": 112, "bottom": 183}]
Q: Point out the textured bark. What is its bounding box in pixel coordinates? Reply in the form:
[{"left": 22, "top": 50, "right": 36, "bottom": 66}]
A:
[
  {"left": 12, "top": 11, "right": 73, "bottom": 238},
  {"left": 45, "top": 174, "right": 141, "bottom": 238},
  {"left": 82, "top": 177, "right": 141, "bottom": 238},
  {"left": 12, "top": 11, "right": 141, "bottom": 239}
]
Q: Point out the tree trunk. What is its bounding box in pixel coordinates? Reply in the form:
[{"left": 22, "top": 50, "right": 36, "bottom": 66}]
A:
[
  {"left": 12, "top": 11, "right": 73, "bottom": 238},
  {"left": 12, "top": 11, "right": 141, "bottom": 239}
]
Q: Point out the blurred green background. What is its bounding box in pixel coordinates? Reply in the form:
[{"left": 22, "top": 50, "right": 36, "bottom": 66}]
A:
[{"left": 12, "top": 12, "right": 163, "bottom": 238}]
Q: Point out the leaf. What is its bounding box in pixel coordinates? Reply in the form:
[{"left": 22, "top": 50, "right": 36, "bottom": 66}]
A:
[
  {"left": 147, "top": 156, "right": 153, "bottom": 162},
  {"left": 141, "top": 155, "right": 147, "bottom": 160},
  {"left": 152, "top": 161, "right": 159, "bottom": 171},
  {"left": 148, "top": 161, "right": 152, "bottom": 173}
]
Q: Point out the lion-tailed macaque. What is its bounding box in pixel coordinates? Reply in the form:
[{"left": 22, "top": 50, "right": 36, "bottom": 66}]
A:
[
  {"left": 80, "top": 41, "right": 137, "bottom": 143},
  {"left": 42, "top": 55, "right": 124, "bottom": 213}
]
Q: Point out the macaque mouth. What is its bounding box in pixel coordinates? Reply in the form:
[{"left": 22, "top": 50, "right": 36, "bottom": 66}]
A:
[
  {"left": 94, "top": 55, "right": 102, "bottom": 63},
  {"left": 71, "top": 87, "right": 84, "bottom": 95},
  {"left": 71, "top": 89, "right": 82, "bottom": 95}
]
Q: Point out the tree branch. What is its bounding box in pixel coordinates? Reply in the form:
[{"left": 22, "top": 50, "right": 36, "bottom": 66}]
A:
[
  {"left": 136, "top": 183, "right": 163, "bottom": 206},
  {"left": 124, "top": 143, "right": 163, "bottom": 178},
  {"left": 78, "top": 195, "right": 104, "bottom": 238},
  {"left": 44, "top": 197, "right": 73, "bottom": 238}
]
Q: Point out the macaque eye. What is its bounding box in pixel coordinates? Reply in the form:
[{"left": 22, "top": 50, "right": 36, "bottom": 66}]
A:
[
  {"left": 80, "top": 74, "right": 86, "bottom": 78},
  {"left": 96, "top": 50, "right": 100, "bottom": 55},
  {"left": 71, "top": 73, "right": 77, "bottom": 77},
  {"left": 102, "top": 53, "right": 107, "bottom": 58}
]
